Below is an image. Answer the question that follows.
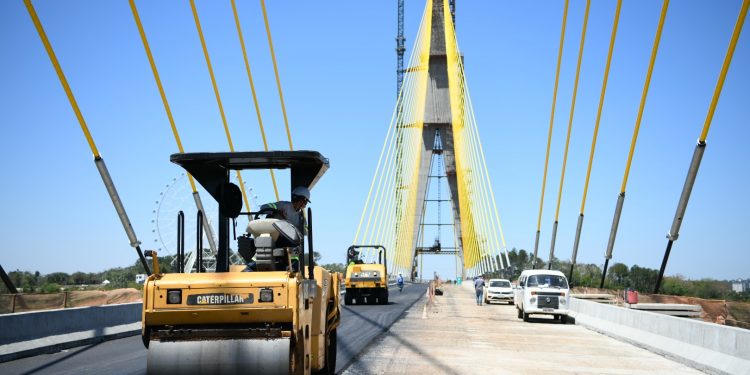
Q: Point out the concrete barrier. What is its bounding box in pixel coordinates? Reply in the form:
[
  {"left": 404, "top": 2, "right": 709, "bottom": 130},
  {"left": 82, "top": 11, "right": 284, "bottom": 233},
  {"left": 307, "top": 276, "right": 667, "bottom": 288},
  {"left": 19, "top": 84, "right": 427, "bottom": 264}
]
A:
[
  {"left": 0, "top": 302, "right": 142, "bottom": 362},
  {"left": 569, "top": 298, "right": 750, "bottom": 375}
]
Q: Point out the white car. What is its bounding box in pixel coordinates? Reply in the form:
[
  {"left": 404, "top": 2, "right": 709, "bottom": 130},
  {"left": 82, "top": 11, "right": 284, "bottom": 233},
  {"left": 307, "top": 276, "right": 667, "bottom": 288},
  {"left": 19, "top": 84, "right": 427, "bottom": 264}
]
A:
[
  {"left": 484, "top": 279, "right": 514, "bottom": 305},
  {"left": 514, "top": 269, "right": 570, "bottom": 323}
]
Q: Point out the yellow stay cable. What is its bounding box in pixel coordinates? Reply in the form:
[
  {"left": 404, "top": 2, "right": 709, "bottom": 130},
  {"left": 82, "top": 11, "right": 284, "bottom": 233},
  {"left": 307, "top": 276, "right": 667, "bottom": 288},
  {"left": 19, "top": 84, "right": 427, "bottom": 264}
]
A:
[
  {"left": 466, "top": 89, "right": 509, "bottom": 260},
  {"left": 460, "top": 67, "right": 502, "bottom": 268},
  {"left": 230, "top": 0, "right": 280, "bottom": 201},
  {"left": 537, "top": 0, "right": 570, "bottom": 231},
  {"left": 190, "top": 0, "right": 251, "bottom": 212},
  {"left": 581, "top": 0, "right": 621, "bottom": 214},
  {"left": 700, "top": 0, "right": 749, "bottom": 142},
  {"left": 129, "top": 0, "right": 198, "bottom": 193},
  {"left": 554, "top": 0, "right": 590, "bottom": 222},
  {"left": 389, "top": 17, "right": 431, "bottom": 270},
  {"left": 26, "top": 0, "right": 152, "bottom": 273},
  {"left": 361, "top": 17, "right": 426, "bottom": 246},
  {"left": 24, "top": 0, "right": 100, "bottom": 157},
  {"left": 620, "top": 0, "right": 669, "bottom": 193},
  {"left": 445, "top": 5, "right": 475, "bottom": 269},
  {"left": 260, "top": 0, "right": 294, "bottom": 150}
]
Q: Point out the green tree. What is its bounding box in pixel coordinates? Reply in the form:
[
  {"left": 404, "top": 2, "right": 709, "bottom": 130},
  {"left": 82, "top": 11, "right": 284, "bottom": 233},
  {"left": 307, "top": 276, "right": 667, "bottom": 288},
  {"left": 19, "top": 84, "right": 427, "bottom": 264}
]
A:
[
  {"left": 320, "top": 263, "right": 346, "bottom": 273},
  {"left": 40, "top": 283, "right": 62, "bottom": 293},
  {"left": 661, "top": 275, "right": 691, "bottom": 296},
  {"left": 571, "top": 263, "right": 603, "bottom": 288},
  {"left": 46, "top": 272, "right": 71, "bottom": 285},
  {"left": 629, "top": 265, "right": 658, "bottom": 292},
  {"left": 606, "top": 263, "right": 629, "bottom": 288},
  {"left": 71, "top": 272, "right": 87, "bottom": 285}
]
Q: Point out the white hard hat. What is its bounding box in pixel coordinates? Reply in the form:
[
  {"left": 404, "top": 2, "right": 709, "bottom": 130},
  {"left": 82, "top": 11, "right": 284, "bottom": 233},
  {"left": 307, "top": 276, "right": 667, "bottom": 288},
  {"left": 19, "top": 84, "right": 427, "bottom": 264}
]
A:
[{"left": 291, "top": 186, "right": 311, "bottom": 202}]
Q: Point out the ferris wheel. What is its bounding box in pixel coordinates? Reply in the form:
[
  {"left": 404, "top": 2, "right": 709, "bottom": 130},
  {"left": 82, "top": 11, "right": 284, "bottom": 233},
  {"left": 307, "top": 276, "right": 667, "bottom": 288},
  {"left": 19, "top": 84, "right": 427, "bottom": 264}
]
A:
[{"left": 151, "top": 173, "right": 259, "bottom": 272}]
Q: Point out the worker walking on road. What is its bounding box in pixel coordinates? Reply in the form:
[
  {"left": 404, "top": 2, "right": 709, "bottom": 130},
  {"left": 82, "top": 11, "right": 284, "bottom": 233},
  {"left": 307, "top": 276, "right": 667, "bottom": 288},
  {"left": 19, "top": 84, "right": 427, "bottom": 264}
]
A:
[{"left": 474, "top": 275, "right": 485, "bottom": 306}]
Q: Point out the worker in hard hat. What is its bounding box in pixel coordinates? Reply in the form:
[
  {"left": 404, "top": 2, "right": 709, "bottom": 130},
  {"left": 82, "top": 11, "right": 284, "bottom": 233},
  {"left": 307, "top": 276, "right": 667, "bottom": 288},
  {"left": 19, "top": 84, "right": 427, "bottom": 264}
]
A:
[
  {"left": 257, "top": 186, "right": 311, "bottom": 272},
  {"left": 259, "top": 186, "right": 310, "bottom": 235}
]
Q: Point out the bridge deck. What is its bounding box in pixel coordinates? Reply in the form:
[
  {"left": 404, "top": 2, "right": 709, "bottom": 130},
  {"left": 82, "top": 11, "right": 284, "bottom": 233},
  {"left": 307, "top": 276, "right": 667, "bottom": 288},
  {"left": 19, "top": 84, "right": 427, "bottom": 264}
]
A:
[{"left": 343, "top": 284, "right": 702, "bottom": 374}]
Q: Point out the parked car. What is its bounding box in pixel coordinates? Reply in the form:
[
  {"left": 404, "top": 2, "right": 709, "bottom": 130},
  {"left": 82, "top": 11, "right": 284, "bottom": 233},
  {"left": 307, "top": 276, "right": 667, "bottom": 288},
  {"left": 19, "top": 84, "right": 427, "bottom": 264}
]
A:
[
  {"left": 514, "top": 269, "right": 570, "bottom": 323},
  {"left": 484, "top": 278, "right": 514, "bottom": 305}
]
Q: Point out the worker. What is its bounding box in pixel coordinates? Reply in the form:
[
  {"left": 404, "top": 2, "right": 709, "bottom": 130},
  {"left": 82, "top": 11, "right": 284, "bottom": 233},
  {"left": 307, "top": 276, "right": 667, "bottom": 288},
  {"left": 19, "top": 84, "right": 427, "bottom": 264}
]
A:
[
  {"left": 259, "top": 186, "right": 310, "bottom": 235},
  {"left": 397, "top": 273, "right": 404, "bottom": 292},
  {"left": 347, "top": 247, "right": 364, "bottom": 266},
  {"left": 258, "top": 186, "right": 311, "bottom": 271},
  {"left": 474, "top": 275, "right": 486, "bottom": 306}
]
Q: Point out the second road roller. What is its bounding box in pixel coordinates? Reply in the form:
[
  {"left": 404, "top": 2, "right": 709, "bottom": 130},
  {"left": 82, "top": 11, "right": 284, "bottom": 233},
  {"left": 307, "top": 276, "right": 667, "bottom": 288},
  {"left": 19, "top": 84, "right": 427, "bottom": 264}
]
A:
[{"left": 141, "top": 151, "right": 340, "bottom": 374}]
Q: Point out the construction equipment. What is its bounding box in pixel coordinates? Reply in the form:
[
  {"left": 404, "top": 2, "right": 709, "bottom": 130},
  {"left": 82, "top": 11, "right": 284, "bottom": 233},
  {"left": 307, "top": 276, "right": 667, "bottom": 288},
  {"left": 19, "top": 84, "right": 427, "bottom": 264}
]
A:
[
  {"left": 344, "top": 245, "right": 388, "bottom": 305},
  {"left": 142, "top": 151, "right": 340, "bottom": 375}
]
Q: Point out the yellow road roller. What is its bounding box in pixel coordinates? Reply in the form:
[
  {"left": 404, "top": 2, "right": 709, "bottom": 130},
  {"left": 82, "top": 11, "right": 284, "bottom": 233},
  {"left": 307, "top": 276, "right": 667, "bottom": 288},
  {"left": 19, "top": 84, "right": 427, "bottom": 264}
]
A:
[
  {"left": 142, "top": 151, "right": 340, "bottom": 374},
  {"left": 344, "top": 245, "right": 388, "bottom": 305}
]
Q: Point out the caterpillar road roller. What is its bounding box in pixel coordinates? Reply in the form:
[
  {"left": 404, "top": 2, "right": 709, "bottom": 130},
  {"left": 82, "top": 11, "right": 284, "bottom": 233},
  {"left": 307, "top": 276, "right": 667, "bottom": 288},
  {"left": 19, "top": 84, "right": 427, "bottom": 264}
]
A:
[
  {"left": 142, "top": 151, "right": 340, "bottom": 374},
  {"left": 344, "top": 245, "right": 388, "bottom": 305}
]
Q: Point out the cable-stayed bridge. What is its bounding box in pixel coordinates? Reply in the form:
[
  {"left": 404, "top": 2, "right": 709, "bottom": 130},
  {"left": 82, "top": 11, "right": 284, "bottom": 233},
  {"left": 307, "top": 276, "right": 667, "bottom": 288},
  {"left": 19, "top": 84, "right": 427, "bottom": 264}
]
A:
[{"left": 1, "top": 0, "right": 749, "bottom": 374}]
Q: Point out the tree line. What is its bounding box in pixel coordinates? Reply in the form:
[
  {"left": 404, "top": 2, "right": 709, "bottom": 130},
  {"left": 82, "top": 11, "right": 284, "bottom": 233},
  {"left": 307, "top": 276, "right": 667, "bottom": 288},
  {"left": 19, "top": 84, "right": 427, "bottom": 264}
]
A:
[
  {"left": 482, "top": 248, "right": 750, "bottom": 302},
  {"left": 1, "top": 251, "right": 341, "bottom": 294},
  {"left": 0, "top": 256, "right": 179, "bottom": 293}
]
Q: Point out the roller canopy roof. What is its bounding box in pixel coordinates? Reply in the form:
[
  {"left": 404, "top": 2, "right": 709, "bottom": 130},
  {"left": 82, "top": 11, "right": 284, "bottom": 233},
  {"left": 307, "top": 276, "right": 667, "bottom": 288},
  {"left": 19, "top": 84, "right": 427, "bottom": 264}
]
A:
[{"left": 171, "top": 151, "right": 329, "bottom": 211}]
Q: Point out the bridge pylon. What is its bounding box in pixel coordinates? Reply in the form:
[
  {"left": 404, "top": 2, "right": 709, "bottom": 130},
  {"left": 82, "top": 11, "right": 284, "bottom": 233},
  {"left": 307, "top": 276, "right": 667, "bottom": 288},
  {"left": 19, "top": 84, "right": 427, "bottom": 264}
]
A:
[{"left": 354, "top": 0, "right": 508, "bottom": 282}]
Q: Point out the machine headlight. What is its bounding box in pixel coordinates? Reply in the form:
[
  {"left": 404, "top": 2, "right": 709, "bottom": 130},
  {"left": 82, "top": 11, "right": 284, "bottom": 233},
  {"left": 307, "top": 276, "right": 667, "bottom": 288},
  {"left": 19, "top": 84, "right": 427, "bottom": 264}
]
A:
[
  {"left": 559, "top": 297, "right": 566, "bottom": 304},
  {"left": 259, "top": 288, "right": 274, "bottom": 303},
  {"left": 167, "top": 289, "right": 182, "bottom": 304},
  {"left": 529, "top": 297, "right": 536, "bottom": 304},
  {"left": 354, "top": 273, "right": 359, "bottom": 277}
]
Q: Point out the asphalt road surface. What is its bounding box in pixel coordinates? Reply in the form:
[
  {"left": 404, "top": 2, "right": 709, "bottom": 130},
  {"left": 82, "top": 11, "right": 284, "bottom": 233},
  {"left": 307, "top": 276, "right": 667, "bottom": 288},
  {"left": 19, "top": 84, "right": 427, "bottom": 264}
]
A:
[{"left": 0, "top": 283, "right": 426, "bottom": 375}]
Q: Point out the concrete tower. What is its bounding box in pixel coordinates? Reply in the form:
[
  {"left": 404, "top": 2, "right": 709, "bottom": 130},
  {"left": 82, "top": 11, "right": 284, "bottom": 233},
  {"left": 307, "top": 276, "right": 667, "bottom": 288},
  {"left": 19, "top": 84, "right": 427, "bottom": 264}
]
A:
[{"left": 410, "top": 0, "right": 465, "bottom": 280}]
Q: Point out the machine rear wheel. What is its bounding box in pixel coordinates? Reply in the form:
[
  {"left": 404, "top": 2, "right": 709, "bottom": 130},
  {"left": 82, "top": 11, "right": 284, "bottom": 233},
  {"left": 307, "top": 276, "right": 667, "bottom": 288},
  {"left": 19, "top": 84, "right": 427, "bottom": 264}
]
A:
[{"left": 523, "top": 312, "right": 530, "bottom": 322}]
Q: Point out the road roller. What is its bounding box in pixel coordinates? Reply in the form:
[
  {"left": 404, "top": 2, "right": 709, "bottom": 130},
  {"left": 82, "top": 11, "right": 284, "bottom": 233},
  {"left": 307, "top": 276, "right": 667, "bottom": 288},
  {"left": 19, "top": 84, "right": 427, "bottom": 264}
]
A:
[
  {"left": 344, "top": 245, "right": 388, "bottom": 305},
  {"left": 142, "top": 151, "right": 340, "bottom": 374}
]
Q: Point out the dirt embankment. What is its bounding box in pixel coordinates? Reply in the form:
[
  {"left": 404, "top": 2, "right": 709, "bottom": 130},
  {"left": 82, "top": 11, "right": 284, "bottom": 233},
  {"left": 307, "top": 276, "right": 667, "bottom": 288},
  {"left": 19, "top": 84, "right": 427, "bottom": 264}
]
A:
[{"left": 0, "top": 288, "right": 142, "bottom": 314}]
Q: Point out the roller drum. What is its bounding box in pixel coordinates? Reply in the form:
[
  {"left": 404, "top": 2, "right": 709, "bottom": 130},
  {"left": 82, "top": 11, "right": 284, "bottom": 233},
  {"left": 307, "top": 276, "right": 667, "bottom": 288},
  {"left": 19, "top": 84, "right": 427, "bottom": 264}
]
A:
[{"left": 147, "top": 338, "right": 291, "bottom": 375}]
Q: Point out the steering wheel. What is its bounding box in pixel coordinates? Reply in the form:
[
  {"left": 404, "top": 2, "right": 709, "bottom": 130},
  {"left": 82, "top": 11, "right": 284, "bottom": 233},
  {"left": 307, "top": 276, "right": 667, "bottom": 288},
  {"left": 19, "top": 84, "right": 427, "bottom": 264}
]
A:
[{"left": 254, "top": 207, "right": 281, "bottom": 220}]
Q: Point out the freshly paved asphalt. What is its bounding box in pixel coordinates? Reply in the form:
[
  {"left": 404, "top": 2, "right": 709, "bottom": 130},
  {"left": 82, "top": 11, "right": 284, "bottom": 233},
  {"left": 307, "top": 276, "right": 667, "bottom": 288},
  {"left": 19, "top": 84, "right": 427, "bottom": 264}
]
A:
[{"left": 0, "top": 283, "right": 427, "bottom": 375}]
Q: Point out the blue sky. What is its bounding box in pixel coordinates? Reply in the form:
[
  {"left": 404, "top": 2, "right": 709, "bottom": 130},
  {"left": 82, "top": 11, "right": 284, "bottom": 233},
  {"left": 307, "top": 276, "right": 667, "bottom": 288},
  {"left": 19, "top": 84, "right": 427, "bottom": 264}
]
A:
[{"left": 1, "top": 0, "right": 748, "bottom": 281}]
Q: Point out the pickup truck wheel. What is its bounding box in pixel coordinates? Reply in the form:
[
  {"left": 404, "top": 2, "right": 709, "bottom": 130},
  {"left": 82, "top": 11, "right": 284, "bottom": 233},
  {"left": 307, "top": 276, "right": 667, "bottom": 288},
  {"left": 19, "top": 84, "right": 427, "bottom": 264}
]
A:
[
  {"left": 560, "top": 315, "right": 568, "bottom": 324},
  {"left": 522, "top": 312, "right": 530, "bottom": 322},
  {"left": 517, "top": 308, "right": 523, "bottom": 319}
]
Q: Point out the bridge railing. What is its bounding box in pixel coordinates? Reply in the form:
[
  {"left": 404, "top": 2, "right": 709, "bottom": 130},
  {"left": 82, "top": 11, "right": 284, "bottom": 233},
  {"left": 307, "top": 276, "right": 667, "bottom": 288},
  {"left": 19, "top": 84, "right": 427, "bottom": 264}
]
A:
[
  {"left": 569, "top": 297, "right": 750, "bottom": 375},
  {"left": 0, "top": 302, "right": 141, "bottom": 363}
]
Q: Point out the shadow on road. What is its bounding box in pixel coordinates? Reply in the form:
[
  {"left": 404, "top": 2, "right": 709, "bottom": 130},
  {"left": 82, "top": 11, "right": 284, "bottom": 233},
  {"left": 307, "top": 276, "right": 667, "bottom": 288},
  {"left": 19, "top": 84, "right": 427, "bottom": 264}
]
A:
[
  {"left": 21, "top": 341, "right": 104, "bottom": 375},
  {"left": 523, "top": 315, "right": 573, "bottom": 324},
  {"left": 341, "top": 301, "right": 460, "bottom": 375}
]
